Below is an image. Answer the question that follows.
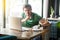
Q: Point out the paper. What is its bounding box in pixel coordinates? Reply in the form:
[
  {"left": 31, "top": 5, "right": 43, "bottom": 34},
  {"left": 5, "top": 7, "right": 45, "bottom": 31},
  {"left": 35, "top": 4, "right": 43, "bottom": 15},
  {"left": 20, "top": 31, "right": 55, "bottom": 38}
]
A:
[{"left": 22, "top": 25, "right": 43, "bottom": 31}]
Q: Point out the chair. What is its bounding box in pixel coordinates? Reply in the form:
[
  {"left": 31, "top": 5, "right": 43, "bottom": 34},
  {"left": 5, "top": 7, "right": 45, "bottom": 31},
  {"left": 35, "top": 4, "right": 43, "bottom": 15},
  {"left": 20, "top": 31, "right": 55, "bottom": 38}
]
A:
[{"left": 0, "top": 34, "right": 17, "bottom": 40}]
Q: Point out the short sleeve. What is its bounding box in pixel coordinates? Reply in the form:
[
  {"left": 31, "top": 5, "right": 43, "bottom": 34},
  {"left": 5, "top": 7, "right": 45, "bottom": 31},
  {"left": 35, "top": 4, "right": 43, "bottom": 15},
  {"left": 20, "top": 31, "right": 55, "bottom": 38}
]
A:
[
  {"left": 35, "top": 14, "right": 42, "bottom": 21},
  {"left": 21, "top": 13, "right": 25, "bottom": 19},
  {"left": 33, "top": 13, "right": 42, "bottom": 25}
]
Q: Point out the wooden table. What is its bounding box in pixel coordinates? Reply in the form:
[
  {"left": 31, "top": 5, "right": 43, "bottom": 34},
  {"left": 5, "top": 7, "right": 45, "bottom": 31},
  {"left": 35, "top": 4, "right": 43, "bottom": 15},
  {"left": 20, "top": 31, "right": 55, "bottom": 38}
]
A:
[{"left": 0, "top": 28, "right": 49, "bottom": 40}]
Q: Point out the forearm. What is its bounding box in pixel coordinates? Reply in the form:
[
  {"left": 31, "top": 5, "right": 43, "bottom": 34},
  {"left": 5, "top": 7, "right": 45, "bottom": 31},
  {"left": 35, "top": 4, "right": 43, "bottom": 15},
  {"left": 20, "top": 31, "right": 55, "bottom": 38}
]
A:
[
  {"left": 21, "top": 17, "right": 30, "bottom": 22},
  {"left": 41, "top": 22, "right": 50, "bottom": 26},
  {"left": 21, "top": 18, "right": 27, "bottom": 22}
]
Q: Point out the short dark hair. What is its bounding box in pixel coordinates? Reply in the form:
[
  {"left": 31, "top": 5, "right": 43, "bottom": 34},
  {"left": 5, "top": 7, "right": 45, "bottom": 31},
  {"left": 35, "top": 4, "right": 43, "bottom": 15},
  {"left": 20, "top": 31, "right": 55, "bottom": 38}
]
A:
[{"left": 23, "top": 4, "right": 32, "bottom": 10}]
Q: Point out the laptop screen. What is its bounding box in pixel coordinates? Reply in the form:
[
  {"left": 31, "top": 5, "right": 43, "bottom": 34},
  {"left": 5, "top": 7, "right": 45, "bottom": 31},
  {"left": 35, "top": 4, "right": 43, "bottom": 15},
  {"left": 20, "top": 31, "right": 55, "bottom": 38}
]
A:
[{"left": 9, "top": 17, "right": 22, "bottom": 30}]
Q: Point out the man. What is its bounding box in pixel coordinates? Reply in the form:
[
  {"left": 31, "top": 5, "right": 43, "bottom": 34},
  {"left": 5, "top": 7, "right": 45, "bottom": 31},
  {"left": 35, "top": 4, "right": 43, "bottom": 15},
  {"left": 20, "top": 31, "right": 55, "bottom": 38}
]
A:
[
  {"left": 21, "top": 4, "right": 50, "bottom": 28},
  {"left": 21, "top": 4, "right": 42, "bottom": 40},
  {"left": 21, "top": 4, "right": 50, "bottom": 40},
  {"left": 21, "top": 4, "right": 42, "bottom": 28}
]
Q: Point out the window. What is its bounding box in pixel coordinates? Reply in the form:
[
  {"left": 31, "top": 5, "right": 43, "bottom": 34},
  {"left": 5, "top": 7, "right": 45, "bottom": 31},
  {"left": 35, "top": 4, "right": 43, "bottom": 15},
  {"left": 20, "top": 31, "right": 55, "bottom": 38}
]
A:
[
  {"left": 29, "top": 0, "right": 42, "bottom": 16},
  {"left": 48, "top": 0, "right": 59, "bottom": 18},
  {"left": 5, "top": 0, "right": 43, "bottom": 28},
  {"left": 6, "top": 0, "right": 25, "bottom": 28},
  {"left": 0, "top": 0, "right": 4, "bottom": 28}
]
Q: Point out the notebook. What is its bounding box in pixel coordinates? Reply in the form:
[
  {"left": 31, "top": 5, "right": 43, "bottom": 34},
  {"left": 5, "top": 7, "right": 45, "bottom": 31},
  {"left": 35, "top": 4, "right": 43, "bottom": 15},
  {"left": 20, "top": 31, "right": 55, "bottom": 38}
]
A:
[
  {"left": 9, "top": 17, "right": 22, "bottom": 30},
  {"left": 9, "top": 17, "right": 43, "bottom": 31}
]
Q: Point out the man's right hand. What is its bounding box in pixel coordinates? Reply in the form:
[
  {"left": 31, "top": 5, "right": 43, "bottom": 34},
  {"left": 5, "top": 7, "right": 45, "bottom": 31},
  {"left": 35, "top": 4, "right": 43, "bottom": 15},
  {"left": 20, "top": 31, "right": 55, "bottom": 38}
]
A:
[{"left": 21, "top": 16, "right": 31, "bottom": 22}]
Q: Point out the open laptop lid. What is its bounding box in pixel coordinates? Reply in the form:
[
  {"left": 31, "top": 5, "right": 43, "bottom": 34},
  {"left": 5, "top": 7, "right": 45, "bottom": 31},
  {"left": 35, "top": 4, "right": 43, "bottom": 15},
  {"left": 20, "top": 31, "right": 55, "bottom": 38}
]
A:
[{"left": 9, "top": 17, "right": 22, "bottom": 30}]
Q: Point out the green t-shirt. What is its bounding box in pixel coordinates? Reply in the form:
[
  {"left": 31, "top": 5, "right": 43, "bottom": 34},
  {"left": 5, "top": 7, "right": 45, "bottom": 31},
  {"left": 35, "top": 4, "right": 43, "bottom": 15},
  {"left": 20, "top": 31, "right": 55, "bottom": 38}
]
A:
[{"left": 21, "top": 12, "right": 42, "bottom": 28}]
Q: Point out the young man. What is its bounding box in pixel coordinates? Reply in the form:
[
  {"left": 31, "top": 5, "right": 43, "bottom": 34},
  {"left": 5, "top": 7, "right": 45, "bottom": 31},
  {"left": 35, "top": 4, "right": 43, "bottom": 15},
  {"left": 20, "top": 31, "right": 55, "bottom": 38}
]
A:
[
  {"left": 21, "top": 4, "right": 42, "bottom": 28},
  {"left": 21, "top": 4, "right": 42, "bottom": 40},
  {"left": 21, "top": 4, "right": 50, "bottom": 40}
]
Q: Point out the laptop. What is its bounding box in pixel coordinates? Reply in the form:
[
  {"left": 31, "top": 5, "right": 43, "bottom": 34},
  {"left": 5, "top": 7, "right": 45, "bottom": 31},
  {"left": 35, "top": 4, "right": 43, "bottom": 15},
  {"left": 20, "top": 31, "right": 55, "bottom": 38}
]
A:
[
  {"left": 9, "top": 17, "right": 22, "bottom": 30},
  {"left": 9, "top": 17, "right": 43, "bottom": 31}
]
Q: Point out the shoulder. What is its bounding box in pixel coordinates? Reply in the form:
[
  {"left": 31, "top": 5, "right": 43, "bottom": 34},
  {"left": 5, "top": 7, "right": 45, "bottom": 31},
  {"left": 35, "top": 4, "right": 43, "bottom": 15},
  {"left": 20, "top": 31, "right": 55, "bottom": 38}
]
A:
[
  {"left": 32, "top": 12, "right": 40, "bottom": 17},
  {"left": 21, "top": 12, "right": 25, "bottom": 18},
  {"left": 22, "top": 13, "right": 25, "bottom": 15},
  {"left": 32, "top": 12, "right": 42, "bottom": 17},
  {"left": 32, "top": 12, "right": 37, "bottom": 15},
  {"left": 21, "top": 12, "right": 26, "bottom": 17},
  {"left": 32, "top": 12, "right": 42, "bottom": 19}
]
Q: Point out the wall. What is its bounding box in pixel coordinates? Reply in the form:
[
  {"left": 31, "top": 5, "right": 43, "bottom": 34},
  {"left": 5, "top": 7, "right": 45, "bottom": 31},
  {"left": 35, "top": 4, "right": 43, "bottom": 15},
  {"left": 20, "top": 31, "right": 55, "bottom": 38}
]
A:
[{"left": 43, "top": 0, "right": 49, "bottom": 18}]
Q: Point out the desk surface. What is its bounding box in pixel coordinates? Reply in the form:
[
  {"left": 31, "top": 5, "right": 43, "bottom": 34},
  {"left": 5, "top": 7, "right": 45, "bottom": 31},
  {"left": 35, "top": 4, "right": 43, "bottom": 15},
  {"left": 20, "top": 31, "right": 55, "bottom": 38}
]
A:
[{"left": 0, "top": 28, "right": 48, "bottom": 40}]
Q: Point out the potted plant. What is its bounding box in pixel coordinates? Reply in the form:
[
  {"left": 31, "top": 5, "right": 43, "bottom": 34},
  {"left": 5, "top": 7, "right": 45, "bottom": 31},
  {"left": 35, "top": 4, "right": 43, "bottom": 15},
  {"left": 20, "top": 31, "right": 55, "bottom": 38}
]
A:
[{"left": 50, "top": 6, "right": 54, "bottom": 18}]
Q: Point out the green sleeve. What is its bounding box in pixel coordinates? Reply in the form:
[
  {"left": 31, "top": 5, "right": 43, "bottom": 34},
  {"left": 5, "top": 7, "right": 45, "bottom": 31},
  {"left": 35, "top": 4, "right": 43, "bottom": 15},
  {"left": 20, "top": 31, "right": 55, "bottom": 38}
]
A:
[
  {"left": 33, "top": 13, "right": 42, "bottom": 25},
  {"left": 21, "top": 13, "right": 25, "bottom": 19},
  {"left": 21, "top": 13, "right": 24, "bottom": 18},
  {"left": 35, "top": 14, "right": 42, "bottom": 21}
]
